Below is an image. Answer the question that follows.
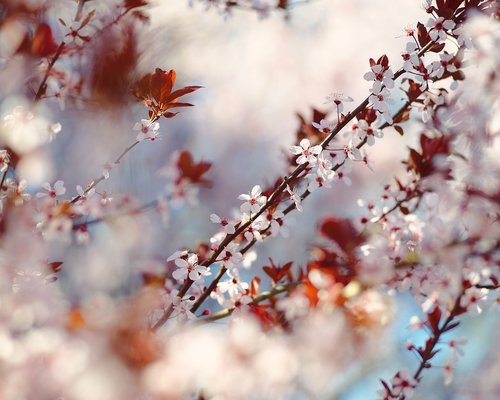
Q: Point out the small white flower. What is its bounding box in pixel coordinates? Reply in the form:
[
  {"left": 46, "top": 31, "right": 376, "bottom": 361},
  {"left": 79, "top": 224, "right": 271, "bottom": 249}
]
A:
[
  {"left": 324, "top": 93, "right": 354, "bottom": 113},
  {"left": 210, "top": 213, "right": 236, "bottom": 234},
  {"left": 289, "top": 138, "right": 322, "bottom": 165},
  {"left": 448, "top": 337, "right": 467, "bottom": 357},
  {"left": 173, "top": 253, "right": 210, "bottom": 282},
  {"left": 238, "top": 185, "right": 267, "bottom": 214},
  {"left": 354, "top": 119, "right": 383, "bottom": 146},
  {"left": 167, "top": 250, "right": 188, "bottom": 262},
  {"left": 286, "top": 184, "right": 303, "bottom": 212},
  {"left": 171, "top": 296, "right": 196, "bottom": 322},
  {"left": 312, "top": 118, "right": 336, "bottom": 134},
  {"left": 401, "top": 41, "right": 420, "bottom": 72},
  {"left": 460, "top": 287, "right": 488, "bottom": 315},
  {"left": 427, "top": 17, "right": 456, "bottom": 42},
  {"left": 363, "top": 64, "right": 395, "bottom": 88},
  {"left": 391, "top": 368, "right": 417, "bottom": 398},
  {"left": 36, "top": 180, "right": 66, "bottom": 198},
  {"left": 243, "top": 219, "right": 265, "bottom": 242},
  {"left": 134, "top": 119, "right": 160, "bottom": 142}
]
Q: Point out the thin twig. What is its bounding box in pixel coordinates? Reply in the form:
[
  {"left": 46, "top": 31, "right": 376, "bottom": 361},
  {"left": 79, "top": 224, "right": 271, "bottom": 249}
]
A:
[
  {"left": 34, "top": 42, "right": 65, "bottom": 102},
  {"left": 70, "top": 140, "right": 140, "bottom": 204},
  {"left": 197, "top": 282, "right": 300, "bottom": 324},
  {"left": 400, "top": 296, "right": 462, "bottom": 400}
]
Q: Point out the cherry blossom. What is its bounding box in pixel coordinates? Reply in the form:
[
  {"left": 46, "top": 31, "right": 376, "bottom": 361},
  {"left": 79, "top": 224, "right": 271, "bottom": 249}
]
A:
[
  {"left": 238, "top": 184, "right": 267, "bottom": 214},
  {"left": 100, "top": 161, "right": 119, "bottom": 181},
  {"left": 363, "top": 64, "right": 395, "bottom": 89},
  {"left": 427, "top": 17, "right": 456, "bottom": 42},
  {"left": 334, "top": 169, "right": 352, "bottom": 186},
  {"left": 36, "top": 180, "right": 66, "bottom": 198},
  {"left": 167, "top": 179, "right": 200, "bottom": 207},
  {"left": 134, "top": 119, "right": 160, "bottom": 142},
  {"left": 391, "top": 368, "right": 417, "bottom": 398},
  {"left": 228, "top": 291, "right": 253, "bottom": 318},
  {"left": 307, "top": 173, "right": 331, "bottom": 192},
  {"left": 431, "top": 52, "right": 460, "bottom": 78},
  {"left": 60, "top": 17, "right": 93, "bottom": 46},
  {"left": 172, "top": 253, "right": 210, "bottom": 282},
  {"left": 460, "top": 287, "right": 489, "bottom": 315},
  {"left": 216, "top": 271, "right": 249, "bottom": 298},
  {"left": 43, "top": 216, "right": 73, "bottom": 242},
  {"left": 167, "top": 249, "right": 189, "bottom": 262},
  {"left": 448, "top": 337, "right": 467, "bottom": 357},
  {"left": 243, "top": 219, "right": 265, "bottom": 242},
  {"left": 369, "top": 82, "right": 395, "bottom": 123},
  {"left": 323, "top": 92, "right": 354, "bottom": 113},
  {"left": 171, "top": 296, "right": 196, "bottom": 322},
  {"left": 262, "top": 208, "right": 292, "bottom": 238},
  {"left": 336, "top": 139, "right": 362, "bottom": 166},
  {"left": 216, "top": 242, "right": 244, "bottom": 270},
  {"left": 408, "top": 315, "right": 426, "bottom": 331},
  {"left": 286, "top": 184, "right": 303, "bottom": 212},
  {"left": 354, "top": 119, "right": 383, "bottom": 145},
  {"left": 312, "top": 118, "right": 336, "bottom": 134},
  {"left": 210, "top": 213, "right": 236, "bottom": 234},
  {"left": 401, "top": 41, "right": 420, "bottom": 71},
  {"left": 289, "top": 138, "right": 322, "bottom": 165}
]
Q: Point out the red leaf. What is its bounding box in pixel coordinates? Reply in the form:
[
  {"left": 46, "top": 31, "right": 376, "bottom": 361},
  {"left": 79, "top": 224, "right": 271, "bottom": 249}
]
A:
[
  {"left": 250, "top": 276, "right": 261, "bottom": 298},
  {"left": 420, "top": 134, "right": 449, "bottom": 160},
  {"left": 162, "top": 111, "right": 178, "bottom": 119},
  {"left": 408, "top": 148, "right": 424, "bottom": 175},
  {"left": 150, "top": 68, "right": 173, "bottom": 104},
  {"left": 394, "top": 125, "right": 404, "bottom": 136},
  {"left": 262, "top": 259, "right": 293, "bottom": 284},
  {"left": 377, "top": 54, "right": 389, "bottom": 69},
  {"left": 427, "top": 307, "right": 442, "bottom": 335},
  {"left": 132, "top": 68, "right": 202, "bottom": 119},
  {"left": 124, "top": 0, "right": 149, "bottom": 10},
  {"left": 319, "top": 217, "right": 364, "bottom": 254},
  {"left": 164, "top": 86, "right": 202, "bottom": 104},
  {"left": 176, "top": 151, "right": 212, "bottom": 187},
  {"left": 430, "top": 42, "right": 446, "bottom": 53},
  {"left": 356, "top": 108, "right": 377, "bottom": 124},
  {"left": 31, "top": 23, "right": 58, "bottom": 57},
  {"left": 417, "top": 22, "right": 429, "bottom": 47},
  {"left": 48, "top": 261, "right": 64, "bottom": 273}
]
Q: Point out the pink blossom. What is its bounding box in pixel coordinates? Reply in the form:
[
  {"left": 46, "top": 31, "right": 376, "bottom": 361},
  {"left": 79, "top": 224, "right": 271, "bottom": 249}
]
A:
[
  {"left": 238, "top": 185, "right": 267, "bottom": 214},
  {"left": 427, "top": 17, "right": 456, "bottom": 42},
  {"left": 324, "top": 92, "right": 354, "bottom": 112},
  {"left": 289, "top": 138, "right": 323, "bottom": 165},
  {"left": 210, "top": 213, "right": 236, "bottom": 234},
  {"left": 391, "top": 369, "right": 417, "bottom": 398},
  {"left": 36, "top": 180, "right": 66, "bottom": 198}
]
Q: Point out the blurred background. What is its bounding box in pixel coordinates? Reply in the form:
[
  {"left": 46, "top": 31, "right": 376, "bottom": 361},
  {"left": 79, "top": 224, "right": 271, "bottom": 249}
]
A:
[{"left": 1, "top": 0, "right": 497, "bottom": 398}]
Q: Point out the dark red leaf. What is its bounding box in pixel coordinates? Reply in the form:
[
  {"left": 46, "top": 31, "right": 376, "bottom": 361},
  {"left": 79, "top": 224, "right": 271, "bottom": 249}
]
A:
[
  {"left": 427, "top": 307, "right": 442, "bottom": 335},
  {"left": 394, "top": 125, "right": 404, "bottom": 136},
  {"left": 31, "top": 23, "right": 58, "bottom": 57},
  {"left": 443, "top": 321, "right": 460, "bottom": 332},
  {"left": 164, "top": 86, "right": 202, "bottom": 105},
  {"left": 49, "top": 261, "right": 64, "bottom": 273},
  {"left": 377, "top": 54, "right": 389, "bottom": 69},
  {"left": 320, "top": 217, "right": 364, "bottom": 254},
  {"left": 176, "top": 151, "right": 212, "bottom": 187},
  {"left": 417, "top": 22, "right": 429, "bottom": 47},
  {"left": 430, "top": 42, "right": 446, "bottom": 53}
]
